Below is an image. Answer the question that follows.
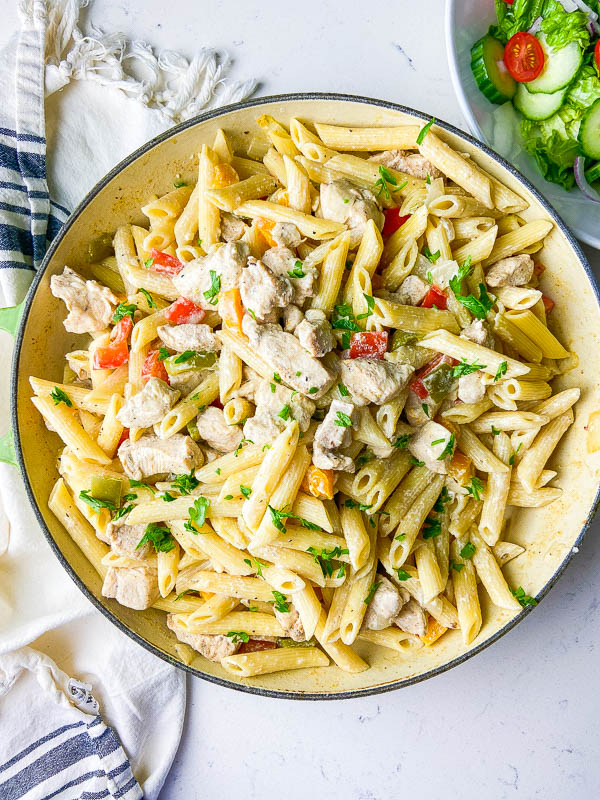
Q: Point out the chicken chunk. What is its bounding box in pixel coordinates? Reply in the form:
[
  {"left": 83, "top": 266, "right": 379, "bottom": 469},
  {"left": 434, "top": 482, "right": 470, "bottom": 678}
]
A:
[
  {"left": 262, "top": 247, "right": 317, "bottom": 305},
  {"left": 239, "top": 257, "right": 293, "bottom": 321},
  {"left": 102, "top": 565, "right": 160, "bottom": 610},
  {"left": 370, "top": 149, "right": 442, "bottom": 180},
  {"left": 404, "top": 388, "right": 438, "bottom": 427},
  {"left": 118, "top": 433, "right": 203, "bottom": 480},
  {"left": 271, "top": 222, "right": 302, "bottom": 249},
  {"left": 166, "top": 615, "right": 240, "bottom": 661},
  {"left": 320, "top": 179, "right": 384, "bottom": 231},
  {"left": 117, "top": 378, "right": 180, "bottom": 429},
  {"left": 458, "top": 371, "right": 486, "bottom": 404},
  {"left": 243, "top": 412, "right": 285, "bottom": 446},
  {"left": 394, "top": 275, "right": 429, "bottom": 306},
  {"left": 393, "top": 597, "right": 427, "bottom": 636},
  {"left": 242, "top": 315, "right": 335, "bottom": 399},
  {"left": 255, "top": 380, "right": 316, "bottom": 432},
  {"left": 408, "top": 420, "right": 455, "bottom": 474},
  {"left": 273, "top": 606, "right": 306, "bottom": 642},
  {"left": 196, "top": 406, "right": 243, "bottom": 453},
  {"left": 104, "top": 521, "right": 151, "bottom": 560},
  {"left": 296, "top": 310, "right": 336, "bottom": 357},
  {"left": 312, "top": 399, "right": 357, "bottom": 472},
  {"left": 221, "top": 211, "right": 248, "bottom": 242},
  {"left": 157, "top": 323, "right": 220, "bottom": 353},
  {"left": 485, "top": 254, "right": 534, "bottom": 288},
  {"left": 51, "top": 267, "right": 118, "bottom": 334},
  {"left": 460, "top": 318, "right": 495, "bottom": 348},
  {"left": 167, "top": 369, "right": 207, "bottom": 397},
  {"left": 340, "top": 359, "right": 413, "bottom": 406},
  {"left": 363, "top": 575, "right": 407, "bottom": 631},
  {"left": 282, "top": 304, "right": 304, "bottom": 332},
  {"left": 172, "top": 241, "right": 248, "bottom": 310}
]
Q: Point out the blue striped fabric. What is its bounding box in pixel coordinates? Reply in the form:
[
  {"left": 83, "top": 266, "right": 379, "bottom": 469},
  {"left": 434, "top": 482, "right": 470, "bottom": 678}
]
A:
[{"left": 0, "top": 717, "right": 143, "bottom": 800}]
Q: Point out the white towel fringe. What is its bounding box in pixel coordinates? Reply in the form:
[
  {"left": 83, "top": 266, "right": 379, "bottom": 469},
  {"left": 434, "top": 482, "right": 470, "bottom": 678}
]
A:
[{"left": 19, "top": 0, "right": 257, "bottom": 122}]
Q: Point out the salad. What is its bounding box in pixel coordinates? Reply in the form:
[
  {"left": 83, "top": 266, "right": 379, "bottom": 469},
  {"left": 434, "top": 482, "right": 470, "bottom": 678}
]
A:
[{"left": 471, "top": 0, "right": 600, "bottom": 201}]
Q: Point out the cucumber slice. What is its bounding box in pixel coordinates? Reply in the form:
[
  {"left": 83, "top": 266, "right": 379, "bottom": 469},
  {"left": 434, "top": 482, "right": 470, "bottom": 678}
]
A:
[
  {"left": 471, "top": 34, "right": 516, "bottom": 104},
  {"left": 526, "top": 34, "right": 582, "bottom": 94},
  {"left": 585, "top": 161, "right": 600, "bottom": 184},
  {"left": 513, "top": 83, "right": 567, "bottom": 121},
  {"left": 578, "top": 99, "right": 600, "bottom": 160}
]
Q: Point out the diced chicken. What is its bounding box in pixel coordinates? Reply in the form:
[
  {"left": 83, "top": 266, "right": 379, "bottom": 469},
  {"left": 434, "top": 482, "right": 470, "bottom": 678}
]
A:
[
  {"left": 312, "top": 399, "right": 357, "bottom": 472},
  {"left": 242, "top": 315, "right": 335, "bottom": 399},
  {"left": 255, "top": 380, "right": 316, "bottom": 432},
  {"left": 104, "top": 521, "right": 151, "bottom": 560},
  {"left": 234, "top": 367, "right": 263, "bottom": 403},
  {"left": 166, "top": 615, "right": 240, "bottom": 661},
  {"left": 117, "top": 378, "right": 180, "bottom": 429},
  {"left": 404, "top": 389, "right": 440, "bottom": 427},
  {"left": 458, "top": 371, "right": 486, "bottom": 404},
  {"left": 239, "top": 257, "right": 293, "bottom": 320},
  {"left": 172, "top": 242, "right": 248, "bottom": 310},
  {"left": 167, "top": 369, "right": 206, "bottom": 397},
  {"left": 273, "top": 606, "right": 306, "bottom": 642},
  {"left": 296, "top": 310, "right": 336, "bottom": 357},
  {"left": 283, "top": 304, "right": 304, "bottom": 332},
  {"left": 393, "top": 597, "right": 427, "bottom": 636},
  {"left": 485, "top": 254, "right": 534, "bottom": 288},
  {"left": 102, "top": 565, "right": 160, "bottom": 610},
  {"left": 51, "top": 266, "right": 118, "bottom": 334},
  {"left": 394, "top": 275, "right": 429, "bottom": 306},
  {"left": 340, "top": 359, "right": 413, "bottom": 406},
  {"left": 157, "top": 323, "right": 220, "bottom": 353},
  {"left": 118, "top": 433, "right": 203, "bottom": 480},
  {"left": 271, "top": 222, "right": 302, "bottom": 249},
  {"left": 320, "top": 179, "right": 384, "bottom": 231},
  {"left": 370, "top": 149, "right": 442, "bottom": 180},
  {"left": 220, "top": 211, "right": 248, "bottom": 242},
  {"left": 460, "top": 318, "right": 495, "bottom": 348},
  {"left": 196, "top": 406, "right": 243, "bottom": 453},
  {"left": 262, "top": 247, "right": 317, "bottom": 305},
  {"left": 363, "top": 575, "right": 407, "bottom": 631},
  {"left": 243, "top": 412, "right": 285, "bottom": 446},
  {"left": 408, "top": 420, "right": 455, "bottom": 474}
]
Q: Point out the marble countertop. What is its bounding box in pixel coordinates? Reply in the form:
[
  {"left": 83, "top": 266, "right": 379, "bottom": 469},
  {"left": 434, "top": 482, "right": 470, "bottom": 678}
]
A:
[{"left": 1, "top": 1, "right": 599, "bottom": 797}]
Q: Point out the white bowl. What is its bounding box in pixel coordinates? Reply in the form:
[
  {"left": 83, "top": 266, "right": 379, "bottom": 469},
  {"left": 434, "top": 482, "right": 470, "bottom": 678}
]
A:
[{"left": 445, "top": 0, "right": 600, "bottom": 249}]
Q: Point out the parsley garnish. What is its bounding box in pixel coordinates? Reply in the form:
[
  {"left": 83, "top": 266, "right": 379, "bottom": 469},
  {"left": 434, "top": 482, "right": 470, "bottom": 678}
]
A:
[
  {"left": 422, "top": 516, "right": 442, "bottom": 539},
  {"left": 396, "top": 569, "right": 411, "bottom": 580},
  {"left": 511, "top": 586, "right": 538, "bottom": 607},
  {"left": 158, "top": 346, "right": 170, "bottom": 361},
  {"left": 129, "top": 479, "right": 156, "bottom": 494},
  {"left": 331, "top": 303, "right": 361, "bottom": 334},
  {"left": 491, "top": 425, "right": 501, "bottom": 436},
  {"left": 184, "top": 496, "right": 210, "bottom": 532},
  {"left": 287, "top": 260, "right": 305, "bottom": 279},
  {"left": 171, "top": 470, "right": 199, "bottom": 495},
  {"left": 203, "top": 270, "right": 220, "bottom": 305},
  {"left": 244, "top": 556, "right": 267, "bottom": 577},
  {"left": 79, "top": 490, "right": 116, "bottom": 512},
  {"left": 334, "top": 411, "right": 353, "bottom": 427},
  {"left": 278, "top": 404, "right": 291, "bottom": 421},
  {"left": 226, "top": 631, "right": 249, "bottom": 643},
  {"left": 433, "top": 486, "right": 450, "bottom": 513},
  {"left": 50, "top": 386, "right": 72, "bottom": 407},
  {"left": 423, "top": 246, "right": 441, "bottom": 264},
  {"left": 422, "top": 403, "right": 430, "bottom": 418},
  {"left": 308, "top": 387, "right": 318, "bottom": 394},
  {"left": 451, "top": 359, "right": 486, "bottom": 378},
  {"left": 460, "top": 541, "right": 476, "bottom": 560},
  {"left": 455, "top": 283, "right": 494, "bottom": 320},
  {"left": 175, "top": 589, "right": 199, "bottom": 601},
  {"left": 224, "top": 495, "right": 233, "bottom": 500},
  {"left": 295, "top": 371, "right": 301, "bottom": 377},
  {"left": 215, "top": 468, "right": 221, "bottom": 475},
  {"left": 508, "top": 443, "right": 522, "bottom": 466},
  {"left": 161, "top": 492, "right": 177, "bottom": 502},
  {"left": 112, "top": 504, "right": 133, "bottom": 521},
  {"left": 410, "top": 457, "right": 425, "bottom": 467},
  {"left": 450, "top": 560, "right": 464, "bottom": 572},
  {"left": 240, "top": 485, "right": 252, "bottom": 499},
  {"left": 356, "top": 293, "right": 375, "bottom": 320},
  {"left": 273, "top": 373, "right": 282, "bottom": 384},
  {"left": 112, "top": 302, "right": 136, "bottom": 323},
  {"left": 247, "top": 308, "right": 256, "bottom": 320},
  {"left": 272, "top": 590, "right": 290, "bottom": 613},
  {"left": 437, "top": 433, "right": 455, "bottom": 460},
  {"left": 449, "top": 257, "right": 472, "bottom": 295},
  {"left": 393, "top": 434, "right": 412, "bottom": 449},
  {"left": 416, "top": 117, "right": 435, "bottom": 145},
  {"left": 466, "top": 476, "right": 484, "bottom": 502},
  {"left": 426, "top": 173, "right": 431, "bottom": 185},
  {"left": 270, "top": 382, "right": 276, "bottom": 393},
  {"left": 494, "top": 361, "right": 508, "bottom": 382},
  {"left": 174, "top": 350, "right": 197, "bottom": 364},
  {"left": 364, "top": 581, "right": 381, "bottom": 604},
  {"left": 234, "top": 437, "right": 253, "bottom": 456},
  {"left": 269, "top": 505, "right": 322, "bottom": 534},
  {"left": 144, "top": 258, "right": 154, "bottom": 268},
  {"left": 395, "top": 533, "right": 406, "bottom": 541},
  {"left": 136, "top": 523, "right": 175, "bottom": 553},
  {"left": 139, "top": 287, "right": 156, "bottom": 308},
  {"left": 173, "top": 179, "right": 187, "bottom": 188},
  {"left": 344, "top": 499, "right": 373, "bottom": 511}
]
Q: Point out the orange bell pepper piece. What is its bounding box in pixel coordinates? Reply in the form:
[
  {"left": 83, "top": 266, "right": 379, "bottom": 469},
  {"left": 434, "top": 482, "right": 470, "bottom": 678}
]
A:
[
  {"left": 256, "top": 217, "right": 277, "bottom": 247},
  {"left": 541, "top": 294, "right": 554, "bottom": 314},
  {"left": 220, "top": 287, "right": 244, "bottom": 333},
  {"left": 533, "top": 261, "right": 546, "bottom": 277},
  {"left": 448, "top": 451, "right": 473, "bottom": 486},
  {"left": 420, "top": 615, "right": 448, "bottom": 647},
  {"left": 213, "top": 163, "right": 239, "bottom": 188},
  {"left": 302, "top": 464, "right": 334, "bottom": 500}
]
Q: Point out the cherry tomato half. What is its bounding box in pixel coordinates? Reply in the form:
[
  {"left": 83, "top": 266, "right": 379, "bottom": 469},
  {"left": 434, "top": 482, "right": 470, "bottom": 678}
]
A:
[
  {"left": 595, "top": 39, "right": 600, "bottom": 75},
  {"left": 504, "top": 32, "right": 544, "bottom": 83}
]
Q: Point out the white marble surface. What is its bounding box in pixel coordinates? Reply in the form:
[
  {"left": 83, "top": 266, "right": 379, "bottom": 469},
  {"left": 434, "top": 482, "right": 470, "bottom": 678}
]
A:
[{"left": 1, "top": 1, "right": 599, "bottom": 798}]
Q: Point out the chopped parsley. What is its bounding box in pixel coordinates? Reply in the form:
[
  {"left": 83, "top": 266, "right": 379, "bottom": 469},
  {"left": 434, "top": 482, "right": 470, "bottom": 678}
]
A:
[
  {"left": 269, "top": 505, "right": 323, "bottom": 534},
  {"left": 511, "top": 586, "right": 538, "bottom": 607},
  {"left": 426, "top": 173, "right": 431, "bottom": 185},
  {"left": 226, "top": 631, "right": 249, "bottom": 643},
  {"left": 494, "top": 361, "right": 508, "bottom": 382},
  {"left": 393, "top": 434, "right": 412, "bottom": 449},
  {"left": 273, "top": 373, "right": 282, "bottom": 383},
  {"left": 136, "top": 523, "right": 175, "bottom": 553},
  {"left": 139, "top": 287, "right": 156, "bottom": 308},
  {"left": 449, "top": 257, "right": 473, "bottom": 295},
  {"left": 364, "top": 581, "right": 381, "bottom": 605},
  {"left": 410, "top": 456, "right": 425, "bottom": 467},
  {"left": 79, "top": 490, "right": 116, "bottom": 513},
  {"left": 427, "top": 271, "right": 433, "bottom": 285},
  {"left": 174, "top": 350, "right": 197, "bottom": 364},
  {"left": 287, "top": 260, "right": 305, "bottom": 279},
  {"left": 129, "top": 479, "right": 156, "bottom": 494},
  {"left": 466, "top": 476, "right": 484, "bottom": 502},
  {"left": 437, "top": 433, "right": 455, "bottom": 460},
  {"left": 184, "top": 496, "right": 210, "bottom": 532},
  {"left": 161, "top": 492, "right": 177, "bottom": 502},
  {"left": 416, "top": 117, "right": 435, "bottom": 145},
  {"left": 173, "top": 179, "right": 187, "bottom": 188},
  {"left": 270, "top": 382, "right": 276, "bottom": 393},
  {"left": 224, "top": 495, "right": 233, "bottom": 500},
  {"left": 337, "top": 562, "right": 347, "bottom": 579},
  {"left": 454, "top": 283, "right": 494, "bottom": 320},
  {"left": 451, "top": 359, "right": 486, "bottom": 378},
  {"left": 272, "top": 590, "right": 289, "bottom": 613},
  {"left": 144, "top": 258, "right": 154, "bottom": 268},
  {"left": 395, "top": 533, "right": 406, "bottom": 541},
  {"left": 421, "top": 403, "right": 430, "bottom": 418},
  {"left": 158, "top": 346, "right": 170, "bottom": 361},
  {"left": 234, "top": 437, "right": 253, "bottom": 456},
  {"left": 356, "top": 293, "right": 375, "bottom": 320},
  {"left": 203, "top": 269, "right": 220, "bottom": 305},
  {"left": 460, "top": 541, "right": 476, "bottom": 560},
  {"left": 433, "top": 486, "right": 450, "bottom": 513},
  {"left": 508, "top": 443, "right": 522, "bottom": 466},
  {"left": 331, "top": 303, "right": 361, "bottom": 335},
  {"left": 244, "top": 556, "right": 267, "bottom": 578},
  {"left": 171, "top": 470, "right": 199, "bottom": 496},
  {"left": 334, "top": 411, "right": 353, "bottom": 427},
  {"left": 422, "top": 516, "right": 442, "bottom": 539},
  {"left": 112, "top": 302, "right": 136, "bottom": 323},
  {"left": 112, "top": 504, "right": 134, "bottom": 521},
  {"left": 396, "top": 569, "right": 411, "bottom": 580},
  {"left": 50, "top": 386, "right": 72, "bottom": 407},
  {"left": 247, "top": 308, "right": 256, "bottom": 320},
  {"left": 215, "top": 468, "right": 221, "bottom": 475},
  {"left": 308, "top": 386, "right": 319, "bottom": 395},
  {"left": 175, "top": 589, "right": 199, "bottom": 601},
  {"left": 278, "top": 404, "right": 291, "bottom": 421},
  {"left": 295, "top": 371, "right": 301, "bottom": 377},
  {"left": 450, "top": 560, "right": 465, "bottom": 572},
  {"left": 491, "top": 425, "right": 501, "bottom": 436},
  {"left": 240, "top": 485, "right": 252, "bottom": 499},
  {"left": 423, "top": 246, "right": 441, "bottom": 264},
  {"left": 344, "top": 499, "right": 373, "bottom": 511}
]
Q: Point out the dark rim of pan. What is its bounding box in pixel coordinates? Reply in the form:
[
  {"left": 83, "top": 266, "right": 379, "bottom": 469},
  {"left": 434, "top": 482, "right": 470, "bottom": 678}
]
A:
[{"left": 11, "top": 93, "right": 600, "bottom": 700}]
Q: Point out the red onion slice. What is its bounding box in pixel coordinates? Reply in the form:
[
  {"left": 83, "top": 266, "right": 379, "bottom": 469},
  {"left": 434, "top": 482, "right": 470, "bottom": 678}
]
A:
[{"left": 574, "top": 156, "right": 600, "bottom": 203}]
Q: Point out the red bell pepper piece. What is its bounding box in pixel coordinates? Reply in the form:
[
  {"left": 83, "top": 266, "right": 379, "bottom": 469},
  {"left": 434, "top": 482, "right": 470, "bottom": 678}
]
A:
[
  {"left": 141, "top": 350, "right": 169, "bottom": 383},
  {"left": 164, "top": 297, "right": 205, "bottom": 324},
  {"left": 93, "top": 316, "right": 132, "bottom": 369},
  {"left": 541, "top": 294, "right": 554, "bottom": 314},
  {"left": 149, "top": 248, "right": 185, "bottom": 277},
  {"left": 238, "top": 639, "right": 278, "bottom": 653},
  {"left": 382, "top": 209, "right": 411, "bottom": 237},
  {"left": 117, "top": 428, "right": 130, "bottom": 448},
  {"left": 410, "top": 354, "right": 456, "bottom": 400},
  {"left": 349, "top": 331, "right": 388, "bottom": 360},
  {"left": 421, "top": 285, "right": 447, "bottom": 310},
  {"left": 211, "top": 398, "right": 224, "bottom": 410}
]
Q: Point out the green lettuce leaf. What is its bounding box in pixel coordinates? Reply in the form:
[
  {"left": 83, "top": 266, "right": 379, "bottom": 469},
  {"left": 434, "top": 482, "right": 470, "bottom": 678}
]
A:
[
  {"left": 568, "top": 65, "right": 600, "bottom": 109},
  {"left": 540, "top": 0, "right": 590, "bottom": 50},
  {"left": 521, "top": 105, "right": 584, "bottom": 190},
  {"left": 491, "top": 0, "right": 546, "bottom": 44}
]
